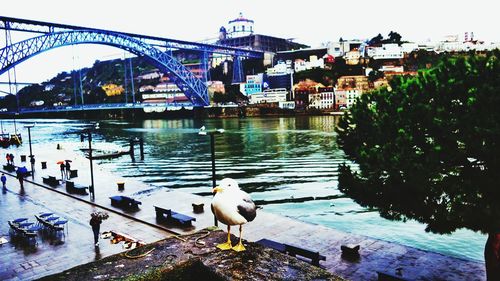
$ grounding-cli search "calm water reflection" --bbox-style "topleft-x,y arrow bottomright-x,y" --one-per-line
5,116 -> 486,262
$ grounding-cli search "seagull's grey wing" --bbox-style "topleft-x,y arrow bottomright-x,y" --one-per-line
237,192 -> 257,222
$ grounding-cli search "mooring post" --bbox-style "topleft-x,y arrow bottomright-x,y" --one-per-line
139,138 -> 144,160
129,138 -> 135,162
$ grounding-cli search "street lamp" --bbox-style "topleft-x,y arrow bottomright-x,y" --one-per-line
81,128 -> 95,200
24,124 -> 35,179
199,126 -> 225,226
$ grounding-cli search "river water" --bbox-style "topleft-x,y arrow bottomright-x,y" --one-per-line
6,116 -> 485,262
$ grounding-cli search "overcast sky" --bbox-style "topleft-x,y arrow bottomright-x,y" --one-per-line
1,0 -> 498,94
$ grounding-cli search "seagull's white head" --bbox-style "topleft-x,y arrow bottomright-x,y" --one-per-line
213,178 -> 239,193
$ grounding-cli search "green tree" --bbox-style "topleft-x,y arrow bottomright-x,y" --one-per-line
387,31 -> 402,44
336,51 -> 500,279
369,33 -> 383,46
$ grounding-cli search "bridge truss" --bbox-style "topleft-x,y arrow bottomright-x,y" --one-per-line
0,16 -> 263,108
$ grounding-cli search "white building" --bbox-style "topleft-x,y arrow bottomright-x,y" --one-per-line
267,61 -> 293,75
380,65 -> 404,72
279,101 -> 295,109
138,71 -> 162,80
249,88 -> 288,104
226,13 -> 254,38
308,87 -> 335,110
327,40 -> 365,57
335,88 -> 361,108
401,43 -> 419,54
139,85 -> 155,93
367,44 -> 404,59
294,55 -> 325,72
154,83 -> 182,93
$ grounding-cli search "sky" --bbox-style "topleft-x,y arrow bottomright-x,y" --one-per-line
1,0 -> 499,94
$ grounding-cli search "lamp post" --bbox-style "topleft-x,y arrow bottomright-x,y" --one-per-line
199,127 -> 225,226
81,129 -> 95,200
24,124 -> 35,179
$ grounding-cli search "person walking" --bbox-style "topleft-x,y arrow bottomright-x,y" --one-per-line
89,214 -> 103,247
1,173 -> 6,190
5,153 -> 10,165
60,162 -> 66,180
65,161 -> 71,179
17,171 -> 23,189
30,156 -> 35,172
9,153 -> 14,165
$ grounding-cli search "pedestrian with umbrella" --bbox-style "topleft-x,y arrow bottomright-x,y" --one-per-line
65,160 -> 72,179
90,211 -> 109,247
16,167 -> 27,189
58,161 -> 65,180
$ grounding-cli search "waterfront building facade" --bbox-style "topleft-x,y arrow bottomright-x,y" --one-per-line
244,74 -> 264,96
249,88 -> 288,104
308,87 -> 335,110
334,88 -> 360,109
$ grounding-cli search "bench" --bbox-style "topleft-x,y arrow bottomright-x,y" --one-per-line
377,271 -> 412,281
65,180 -> 88,195
42,175 -> 60,186
110,195 -> 142,210
3,164 -> 15,172
256,238 -> 286,252
256,238 -> 326,266
69,169 -> 78,178
154,206 -> 196,226
285,244 -> 326,266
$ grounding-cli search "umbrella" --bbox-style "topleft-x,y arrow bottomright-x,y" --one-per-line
17,166 -> 28,175
57,161 -> 64,164
65,160 -> 72,163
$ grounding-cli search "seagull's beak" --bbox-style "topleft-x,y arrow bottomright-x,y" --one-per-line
213,186 -> 223,193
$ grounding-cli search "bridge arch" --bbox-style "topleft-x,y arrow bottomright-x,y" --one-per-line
0,30 -> 209,106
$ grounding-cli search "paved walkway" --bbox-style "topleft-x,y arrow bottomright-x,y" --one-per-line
0,141 -> 487,280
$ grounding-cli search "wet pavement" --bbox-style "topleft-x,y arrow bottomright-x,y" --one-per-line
0,141 -> 487,280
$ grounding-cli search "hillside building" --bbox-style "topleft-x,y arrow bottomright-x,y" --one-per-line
308,87 -> 335,110
217,13 -> 308,53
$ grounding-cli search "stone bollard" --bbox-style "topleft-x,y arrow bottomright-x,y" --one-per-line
117,182 -> 125,191
192,203 -> 204,213
41,161 -> 47,169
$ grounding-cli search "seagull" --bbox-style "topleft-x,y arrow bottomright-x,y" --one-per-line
211,178 -> 257,252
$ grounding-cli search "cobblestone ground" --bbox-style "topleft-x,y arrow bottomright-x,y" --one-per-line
0,141 -> 487,281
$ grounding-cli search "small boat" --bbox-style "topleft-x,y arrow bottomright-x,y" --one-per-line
86,150 -> 129,160
10,133 -> 22,146
0,133 -> 10,148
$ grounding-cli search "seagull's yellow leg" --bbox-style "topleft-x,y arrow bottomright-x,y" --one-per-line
217,225 -> 233,250
232,225 -> 246,252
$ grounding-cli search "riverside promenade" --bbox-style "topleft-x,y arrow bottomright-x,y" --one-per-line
0,140 -> 486,280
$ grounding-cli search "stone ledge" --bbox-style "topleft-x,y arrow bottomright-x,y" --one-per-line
38,229 -> 346,281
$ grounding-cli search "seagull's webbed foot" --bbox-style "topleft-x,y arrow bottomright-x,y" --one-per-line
232,225 -> 246,252
217,225 -> 233,250
217,241 -> 233,250
232,241 -> 246,252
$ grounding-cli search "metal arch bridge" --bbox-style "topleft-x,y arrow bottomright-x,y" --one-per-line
0,16 -> 264,107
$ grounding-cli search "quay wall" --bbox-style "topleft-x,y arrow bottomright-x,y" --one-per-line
0,106 -> 334,120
